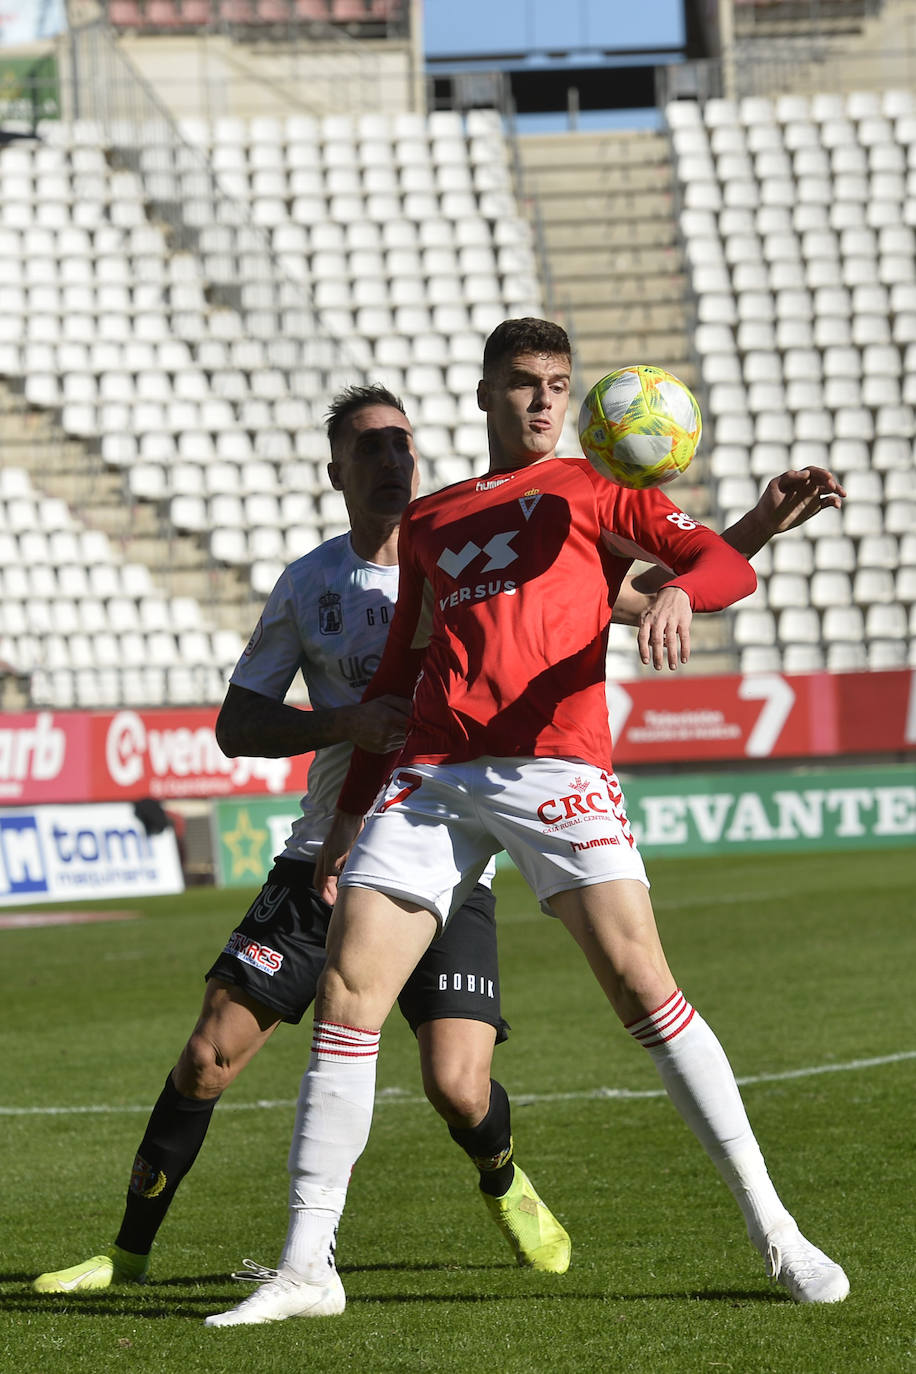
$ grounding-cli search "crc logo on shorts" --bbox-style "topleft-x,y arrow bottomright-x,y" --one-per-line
536,775 -> 609,828
225,929 -> 284,975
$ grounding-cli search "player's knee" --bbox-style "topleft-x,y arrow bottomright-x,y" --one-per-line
317,962 -> 380,1025
423,1061 -> 491,1128
173,1031 -> 236,1098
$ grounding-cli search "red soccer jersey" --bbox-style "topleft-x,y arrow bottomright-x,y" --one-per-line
339,457 -> 756,814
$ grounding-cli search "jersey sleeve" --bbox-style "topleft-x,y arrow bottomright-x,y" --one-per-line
337,516 -> 427,815
600,484 -> 757,612
230,566 -> 305,702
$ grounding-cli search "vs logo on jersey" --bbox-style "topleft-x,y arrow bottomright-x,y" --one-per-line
319,591 -> 343,635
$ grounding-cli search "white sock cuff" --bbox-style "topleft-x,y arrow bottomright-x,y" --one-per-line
627,989 -> 695,1049
311,1020 -> 380,1061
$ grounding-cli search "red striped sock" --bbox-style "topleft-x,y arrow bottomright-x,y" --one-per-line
626,989 -> 695,1048
628,991 -> 792,1243
311,1020 -> 381,1062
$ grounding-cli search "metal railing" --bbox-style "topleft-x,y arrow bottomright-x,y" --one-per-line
659,36 -> 916,107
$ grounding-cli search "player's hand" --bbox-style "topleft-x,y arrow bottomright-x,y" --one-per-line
637,585 -> 692,670
349,695 -> 412,753
757,468 -> 846,535
315,809 -> 364,905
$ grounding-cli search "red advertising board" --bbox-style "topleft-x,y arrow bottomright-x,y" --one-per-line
608,668 -> 916,763
0,707 -> 314,805
0,671 -> 912,806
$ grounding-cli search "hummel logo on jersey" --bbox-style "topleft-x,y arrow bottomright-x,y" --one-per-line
666,511 -> 699,531
437,531 -> 519,578
475,476 -> 511,492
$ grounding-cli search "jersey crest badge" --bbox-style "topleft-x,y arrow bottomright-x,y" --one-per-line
319,591 -> 343,635
519,492 -> 542,520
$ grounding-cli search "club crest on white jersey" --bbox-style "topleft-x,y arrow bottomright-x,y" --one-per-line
319,590 -> 343,635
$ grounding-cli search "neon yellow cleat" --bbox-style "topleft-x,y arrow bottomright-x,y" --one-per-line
482,1164 -> 571,1273
32,1246 -> 149,1293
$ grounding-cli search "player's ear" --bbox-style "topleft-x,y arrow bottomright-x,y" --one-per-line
328,460 -> 344,491
477,379 -> 488,412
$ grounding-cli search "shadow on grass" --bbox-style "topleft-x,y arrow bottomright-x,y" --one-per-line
5,1269 -> 781,1317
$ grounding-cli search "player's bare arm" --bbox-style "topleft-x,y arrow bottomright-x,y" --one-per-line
617,465 -> 847,635
719,466 -> 846,555
216,682 -> 411,759
314,809 -> 365,906
627,467 -> 846,602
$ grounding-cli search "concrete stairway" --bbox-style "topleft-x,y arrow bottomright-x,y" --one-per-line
517,130 -> 695,389
516,129 -> 744,675
0,380 -> 258,639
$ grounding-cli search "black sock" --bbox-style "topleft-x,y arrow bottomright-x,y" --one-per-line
114,1073 -> 219,1256
448,1078 -> 515,1198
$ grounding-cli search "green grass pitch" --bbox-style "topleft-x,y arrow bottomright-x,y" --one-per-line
2,849 -> 914,1373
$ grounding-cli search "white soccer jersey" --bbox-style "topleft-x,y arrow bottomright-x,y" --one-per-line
230,533 -> 399,861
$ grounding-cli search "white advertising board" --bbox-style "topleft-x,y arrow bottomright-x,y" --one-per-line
0,802 -> 185,905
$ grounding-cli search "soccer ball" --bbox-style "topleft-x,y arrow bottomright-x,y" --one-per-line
577,364 -> 702,489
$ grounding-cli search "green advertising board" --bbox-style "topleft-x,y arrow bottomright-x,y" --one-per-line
0,56 -> 60,123
618,764 -> 916,858
214,767 -> 915,888
213,795 -> 302,887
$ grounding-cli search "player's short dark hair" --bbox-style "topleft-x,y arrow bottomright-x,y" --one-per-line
325,383 -> 407,453
482,317 -> 572,377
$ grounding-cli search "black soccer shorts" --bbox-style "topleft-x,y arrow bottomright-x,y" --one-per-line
205,856 -> 508,1041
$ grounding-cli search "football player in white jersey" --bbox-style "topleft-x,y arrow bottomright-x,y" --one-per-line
32,385 -> 572,1299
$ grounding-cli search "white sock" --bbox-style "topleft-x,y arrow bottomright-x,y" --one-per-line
279,1020 -> 380,1280
628,990 -> 793,1244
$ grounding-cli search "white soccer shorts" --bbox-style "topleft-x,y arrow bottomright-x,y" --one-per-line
339,756 -> 649,927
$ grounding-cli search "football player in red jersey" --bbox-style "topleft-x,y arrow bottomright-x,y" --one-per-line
206,320 -> 849,1326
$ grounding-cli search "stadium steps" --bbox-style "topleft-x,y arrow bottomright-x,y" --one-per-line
0,376 -> 258,659
518,129 -> 693,383
518,131 -> 737,674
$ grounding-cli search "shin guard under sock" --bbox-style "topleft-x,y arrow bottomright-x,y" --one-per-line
629,990 -> 792,1241
448,1079 -> 515,1198
115,1073 -> 218,1256
281,1021 -> 379,1278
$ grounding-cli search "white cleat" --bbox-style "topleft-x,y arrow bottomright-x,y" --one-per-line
761,1224 -> 850,1304
204,1260 -> 346,1327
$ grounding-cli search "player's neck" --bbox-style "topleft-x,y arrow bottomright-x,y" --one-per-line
486,451 -> 556,475
348,516 -> 400,566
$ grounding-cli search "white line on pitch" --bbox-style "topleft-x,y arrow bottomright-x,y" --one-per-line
1,1049 -> 913,1117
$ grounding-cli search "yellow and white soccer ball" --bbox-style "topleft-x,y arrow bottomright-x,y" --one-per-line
577,364 -> 702,489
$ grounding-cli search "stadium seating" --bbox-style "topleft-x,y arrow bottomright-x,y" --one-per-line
106,0 -> 405,31
0,467 -> 247,707
670,91 -> 916,674
0,108 -> 567,706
